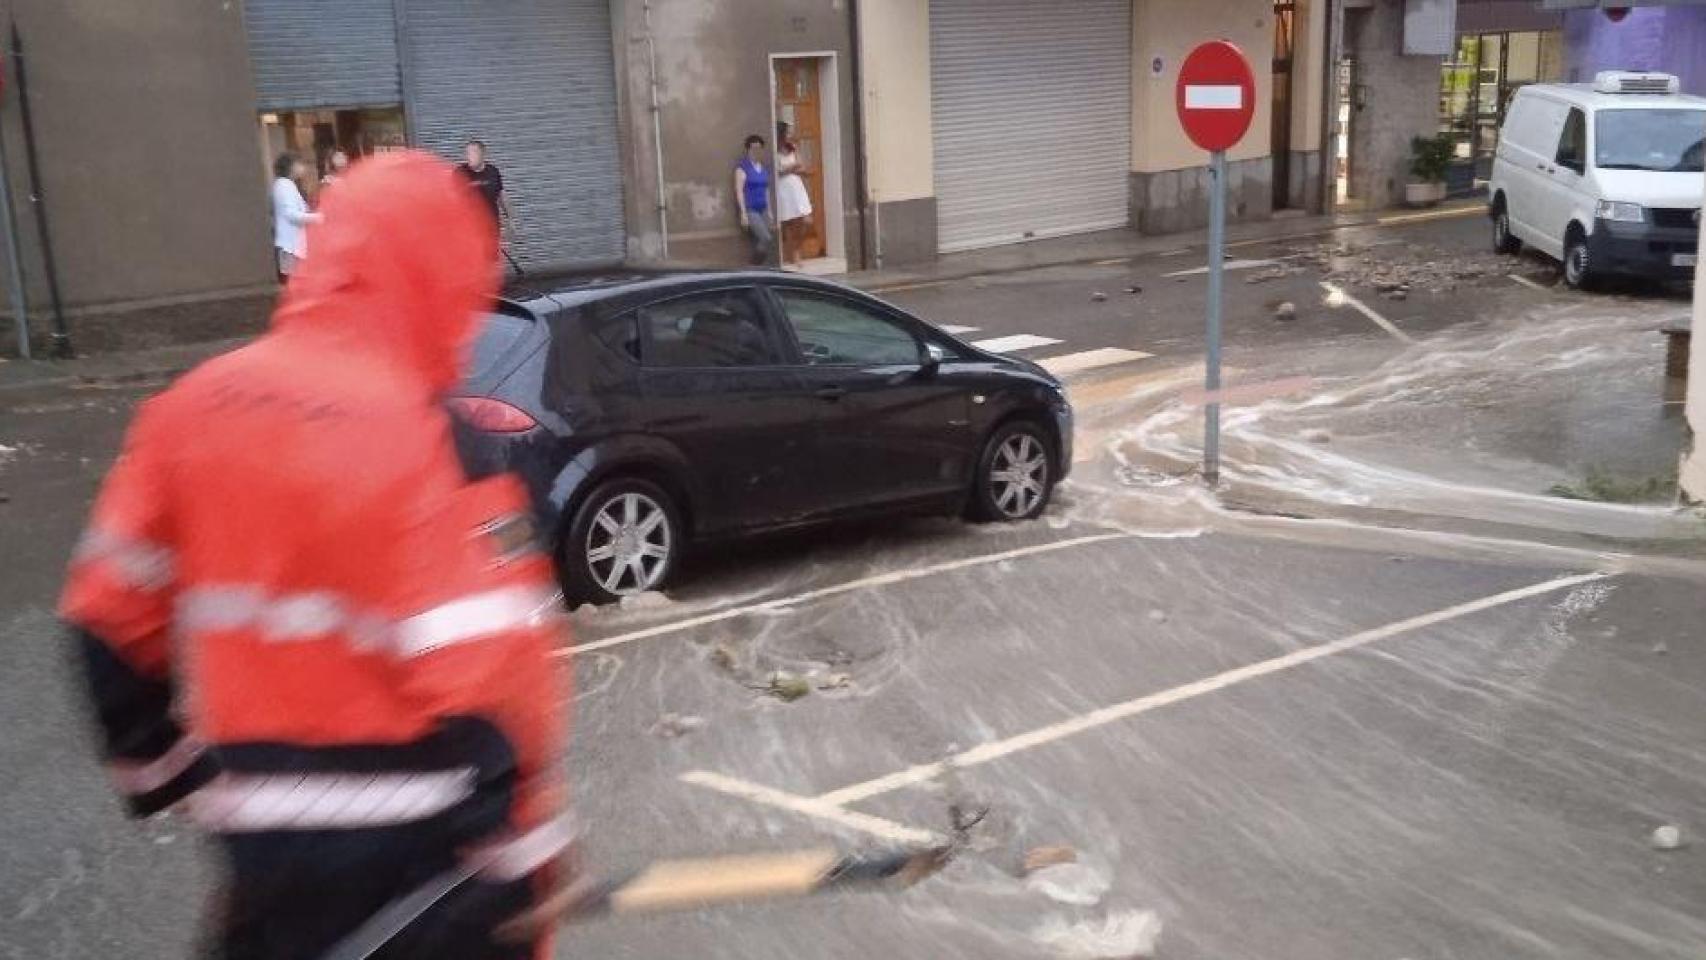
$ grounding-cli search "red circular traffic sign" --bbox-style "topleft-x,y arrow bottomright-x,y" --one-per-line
1175,40 -> 1256,153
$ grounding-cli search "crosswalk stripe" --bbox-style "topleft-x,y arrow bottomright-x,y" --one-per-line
938,324 -> 979,335
971,334 -> 1062,353
1036,347 -> 1154,377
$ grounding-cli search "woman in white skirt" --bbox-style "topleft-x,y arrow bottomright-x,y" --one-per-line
774,122 -> 814,267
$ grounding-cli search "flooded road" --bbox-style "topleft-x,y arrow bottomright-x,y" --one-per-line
5,211 -> 1705,959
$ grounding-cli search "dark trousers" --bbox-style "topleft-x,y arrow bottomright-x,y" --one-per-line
206,825 -> 536,960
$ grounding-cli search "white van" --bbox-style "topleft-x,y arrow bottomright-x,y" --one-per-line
1488,71 -> 1704,289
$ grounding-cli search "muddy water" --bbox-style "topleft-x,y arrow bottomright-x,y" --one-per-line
1075,302 -> 1704,545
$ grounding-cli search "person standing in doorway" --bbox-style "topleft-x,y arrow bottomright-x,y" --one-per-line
457,139 -> 514,239
734,134 -> 773,266
271,152 -> 320,282
774,122 -> 814,268
321,148 -> 352,190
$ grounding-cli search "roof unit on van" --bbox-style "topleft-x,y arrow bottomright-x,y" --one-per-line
1593,71 -> 1680,95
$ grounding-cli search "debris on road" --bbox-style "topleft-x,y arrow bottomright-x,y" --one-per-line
767,671 -> 812,702
817,672 -> 852,691
1124,285 -> 1142,295
1301,428 -> 1331,444
1025,861 -> 1110,907
1023,846 -> 1080,874
618,590 -> 675,611
1030,909 -> 1162,959
650,713 -> 707,739
1091,292 -> 1108,303
1651,825 -> 1686,851
1146,609 -> 1168,624
1272,300 -> 1297,321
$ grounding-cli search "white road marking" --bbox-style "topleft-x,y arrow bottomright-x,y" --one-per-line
814,572 -> 1607,806
1162,258 -> 1278,278
938,324 -> 980,335
679,771 -> 938,845
1158,247 -> 1193,257
972,333 -> 1063,353
560,534 -> 1129,657
1091,257 -> 1129,266
1037,347 -> 1155,377
1320,281 -> 1415,344
1508,274 -> 1550,292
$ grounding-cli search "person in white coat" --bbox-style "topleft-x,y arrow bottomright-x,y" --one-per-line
271,152 -> 321,281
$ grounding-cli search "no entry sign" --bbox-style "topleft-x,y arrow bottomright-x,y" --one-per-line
1175,40 -> 1256,153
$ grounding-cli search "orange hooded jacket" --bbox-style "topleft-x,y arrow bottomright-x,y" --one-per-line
60,152 -> 568,872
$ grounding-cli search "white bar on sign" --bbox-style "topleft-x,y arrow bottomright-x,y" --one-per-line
1184,85 -> 1243,110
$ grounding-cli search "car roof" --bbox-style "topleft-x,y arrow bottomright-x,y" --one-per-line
506,269 -> 865,314
1515,83 -> 1706,112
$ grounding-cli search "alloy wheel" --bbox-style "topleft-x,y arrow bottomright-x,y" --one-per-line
989,432 -> 1049,519
584,491 -> 672,595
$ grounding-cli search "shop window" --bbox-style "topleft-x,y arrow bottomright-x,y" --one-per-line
258,106 -> 407,201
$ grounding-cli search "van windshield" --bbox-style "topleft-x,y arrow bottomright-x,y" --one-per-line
1594,109 -> 1706,172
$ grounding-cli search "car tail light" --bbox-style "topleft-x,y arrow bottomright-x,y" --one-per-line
448,396 -> 538,433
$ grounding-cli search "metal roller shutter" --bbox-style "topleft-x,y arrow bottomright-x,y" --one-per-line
243,0 -> 401,110
929,0 -> 1132,253
402,0 -> 625,268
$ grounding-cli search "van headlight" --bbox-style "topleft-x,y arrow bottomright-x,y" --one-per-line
1594,200 -> 1646,223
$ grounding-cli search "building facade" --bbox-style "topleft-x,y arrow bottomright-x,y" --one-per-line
1553,2 -> 1706,96
1,0 -> 1339,348
852,0 -> 1331,263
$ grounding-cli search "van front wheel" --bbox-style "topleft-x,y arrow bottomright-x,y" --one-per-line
1563,234 -> 1597,291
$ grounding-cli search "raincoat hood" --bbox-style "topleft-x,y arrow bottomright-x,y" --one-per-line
272,151 -> 498,393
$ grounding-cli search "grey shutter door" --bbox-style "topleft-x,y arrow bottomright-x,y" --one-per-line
243,0 -> 401,110
929,0 -> 1132,253
403,0 -> 625,268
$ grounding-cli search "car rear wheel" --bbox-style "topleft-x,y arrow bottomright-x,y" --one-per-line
969,420 -> 1055,522
1492,202 -> 1520,255
1563,233 -> 1596,290
561,477 -> 681,606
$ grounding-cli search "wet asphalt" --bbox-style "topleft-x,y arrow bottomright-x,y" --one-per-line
4,212 -> 1706,959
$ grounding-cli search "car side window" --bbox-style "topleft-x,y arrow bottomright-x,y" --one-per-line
1556,108 -> 1586,172
638,289 -> 777,368
591,310 -> 640,363
773,289 -> 921,366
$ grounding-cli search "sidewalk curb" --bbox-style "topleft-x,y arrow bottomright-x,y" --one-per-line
852,202 -> 1483,294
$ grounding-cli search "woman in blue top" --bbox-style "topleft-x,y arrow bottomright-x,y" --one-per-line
733,134 -> 774,266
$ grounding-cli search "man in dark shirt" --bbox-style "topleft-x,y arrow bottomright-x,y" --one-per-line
456,139 -> 514,237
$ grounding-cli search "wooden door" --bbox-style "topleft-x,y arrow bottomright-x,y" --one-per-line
774,58 -> 826,259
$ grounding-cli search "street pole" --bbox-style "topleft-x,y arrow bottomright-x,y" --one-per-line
1203,148 -> 1225,486
11,26 -> 68,358
0,117 -> 28,359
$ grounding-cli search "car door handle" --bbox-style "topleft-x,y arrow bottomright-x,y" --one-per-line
814,385 -> 847,402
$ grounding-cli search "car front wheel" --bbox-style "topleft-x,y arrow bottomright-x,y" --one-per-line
561,477 -> 681,606
969,420 -> 1055,522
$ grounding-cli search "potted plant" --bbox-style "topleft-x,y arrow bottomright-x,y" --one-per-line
1405,134 -> 1453,206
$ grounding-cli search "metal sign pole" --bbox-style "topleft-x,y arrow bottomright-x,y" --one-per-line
1203,148 -> 1225,486
0,117 -> 27,359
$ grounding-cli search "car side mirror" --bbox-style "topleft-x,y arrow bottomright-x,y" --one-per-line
920,341 -> 946,376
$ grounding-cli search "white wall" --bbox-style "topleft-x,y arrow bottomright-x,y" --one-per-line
858,0 -> 935,203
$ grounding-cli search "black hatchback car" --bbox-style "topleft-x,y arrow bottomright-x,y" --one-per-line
452,271 -> 1073,605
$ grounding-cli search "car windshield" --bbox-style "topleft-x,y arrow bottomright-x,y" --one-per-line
1593,108 -> 1706,172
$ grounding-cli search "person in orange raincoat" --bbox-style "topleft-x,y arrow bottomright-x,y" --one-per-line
61,151 -> 571,960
